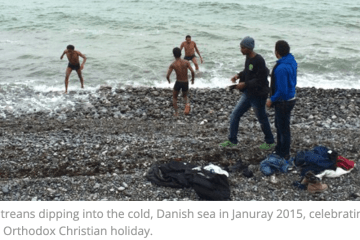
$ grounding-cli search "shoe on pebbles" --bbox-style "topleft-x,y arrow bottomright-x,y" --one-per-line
307,182 -> 328,194
219,140 -> 237,147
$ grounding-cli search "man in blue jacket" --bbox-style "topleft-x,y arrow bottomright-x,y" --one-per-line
266,40 -> 297,159
220,36 -> 274,149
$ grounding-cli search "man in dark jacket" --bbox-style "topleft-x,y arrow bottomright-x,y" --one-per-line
220,36 -> 274,149
266,40 -> 297,159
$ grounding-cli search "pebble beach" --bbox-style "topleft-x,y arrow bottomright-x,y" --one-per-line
0,86 -> 359,201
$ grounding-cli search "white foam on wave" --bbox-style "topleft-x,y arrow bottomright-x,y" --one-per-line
154,76 -> 230,89
0,82 -> 97,119
154,64 -> 232,89
69,29 -> 106,35
153,67 -> 360,90
1,68 -> 358,120
32,81 -> 110,93
298,73 -> 360,89
32,85 -> 65,92
0,39 -> 24,45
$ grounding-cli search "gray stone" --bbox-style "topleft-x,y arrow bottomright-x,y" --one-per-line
2,186 -> 9,194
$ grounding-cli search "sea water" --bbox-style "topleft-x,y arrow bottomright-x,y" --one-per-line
0,0 -> 359,116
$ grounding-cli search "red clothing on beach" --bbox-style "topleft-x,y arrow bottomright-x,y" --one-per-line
336,156 -> 355,170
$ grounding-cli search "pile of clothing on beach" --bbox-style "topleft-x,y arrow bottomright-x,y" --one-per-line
259,145 -> 356,193
146,161 -> 231,200
146,158 -> 254,200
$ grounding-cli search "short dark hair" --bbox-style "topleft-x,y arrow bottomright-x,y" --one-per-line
275,40 -> 290,57
67,45 -> 75,50
185,35 -> 191,39
173,47 -> 181,58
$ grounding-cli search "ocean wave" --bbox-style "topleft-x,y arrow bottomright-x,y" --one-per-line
45,11 -> 72,20
338,46 -> 360,53
344,23 -> 360,30
79,14 -> 110,26
337,14 -> 358,18
0,84 -> 92,118
0,71 -> 359,121
298,73 -> 360,89
299,58 -> 359,75
0,40 -> 24,45
197,2 -> 243,10
69,29 -> 106,35
26,70 -> 47,78
269,35 -> 283,40
348,7 -> 360,11
17,55 -> 41,60
197,31 -> 225,40
0,14 -> 16,23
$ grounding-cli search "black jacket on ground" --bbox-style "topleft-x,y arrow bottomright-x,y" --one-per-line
146,161 -> 231,200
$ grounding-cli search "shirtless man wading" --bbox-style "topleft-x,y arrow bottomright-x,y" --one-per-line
60,45 -> 86,93
166,47 -> 195,117
180,35 -> 203,71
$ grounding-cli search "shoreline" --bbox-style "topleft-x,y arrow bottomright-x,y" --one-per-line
0,86 -> 359,201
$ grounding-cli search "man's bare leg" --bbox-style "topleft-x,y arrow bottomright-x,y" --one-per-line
64,67 -> 72,94
192,57 -> 199,71
182,91 -> 189,104
76,69 -> 84,89
173,90 -> 179,116
183,91 -> 191,115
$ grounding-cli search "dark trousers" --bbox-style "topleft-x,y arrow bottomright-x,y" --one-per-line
274,100 -> 296,159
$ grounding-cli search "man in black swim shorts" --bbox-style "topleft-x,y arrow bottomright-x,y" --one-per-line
60,45 -> 87,94
68,62 -> 81,71
180,35 -> 203,71
173,81 -> 189,92
166,47 -> 195,116
184,55 -> 196,61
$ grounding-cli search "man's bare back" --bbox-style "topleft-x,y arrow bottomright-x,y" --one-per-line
167,47 -> 195,117
167,59 -> 194,82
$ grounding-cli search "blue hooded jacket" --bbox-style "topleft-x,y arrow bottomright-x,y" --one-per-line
270,53 -> 297,102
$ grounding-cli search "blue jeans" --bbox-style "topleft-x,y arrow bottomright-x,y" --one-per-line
274,100 -> 296,159
228,93 -> 274,145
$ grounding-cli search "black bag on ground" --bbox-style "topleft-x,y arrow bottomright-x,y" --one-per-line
147,161 -> 231,200
146,161 -> 196,188
189,168 -> 230,201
